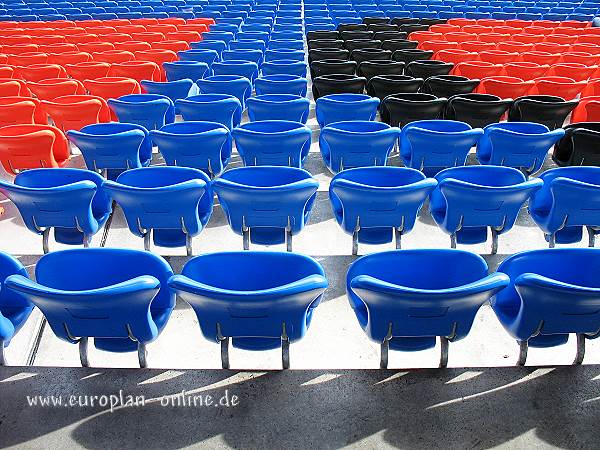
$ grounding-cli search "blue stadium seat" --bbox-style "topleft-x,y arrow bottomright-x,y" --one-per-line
107,94 -> 175,131
246,94 -> 310,123
140,79 -> 195,106
315,93 -> 380,127
211,60 -> 259,82
196,74 -> 252,109
67,122 -> 153,179
190,40 -> 228,57
399,120 -> 483,176
178,49 -> 220,66
262,59 -> 307,77
347,249 -> 509,368
168,251 -> 328,368
164,61 -> 209,82
0,168 -> 111,252
476,122 -> 565,176
254,74 -> 308,96
232,120 -> 311,167
529,167 -> 600,247
222,48 -> 264,65
5,248 -> 175,367
229,39 -> 266,53
0,251 -> 32,364
265,48 -> 305,62
430,166 -> 543,253
320,120 -> 400,173
212,166 -> 318,250
176,93 -> 241,130
268,38 -> 304,50
330,167 -> 437,254
492,248 -> 600,365
103,167 -> 213,254
150,121 -> 232,178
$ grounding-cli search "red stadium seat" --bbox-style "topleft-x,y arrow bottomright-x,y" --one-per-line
434,49 -> 479,65
83,76 -> 142,118
133,48 -> 177,81
512,34 -> 545,44
85,26 -> 117,35
101,33 -> 134,44
38,43 -> 78,54
549,63 -> 598,81
0,96 -> 46,126
461,25 -> 493,34
559,20 -> 590,29
479,50 -> 519,64
5,43 -> 39,55
146,24 -> 178,35
114,25 -> 147,35
444,31 -> 477,43
0,65 -> 15,78
91,50 -> 135,63
576,34 -> 600,45
459,41 -> 497,53
35,35 -> 67,45
108,61 -> 161,83
420,40 -> 460,53
409,31 -> 443,44
504,62 -> 549,80
77,42 -> 116,54
571,43 -> 600,55
429,24 -> 461,34
579,78 -> 600,98
544,34 -> 578,45
497,41 -> 535,53
453,61 -> 504,79
65,34 -> 100,45
560,52 -> 599,65
447,18 -> 476,27
531,76 -> 586,99
0,124 -> 69,174
505,19 -> 533,28
47,51 -> 92,66
130,32 -> 165,44
114,41 -> 152,52
478,33 -> 510,43
493,26 -> 521,35
571,96 -> 600,123
65,61 -> 111,81
521,51 -> 561,65
28,78 -> 86,101
41,94 -> 111,132
151,40 -> 190,52
17,64 -> 67,82
0,79 -> 31,96
522,26 -> 553,36
477,76 -> 535,98
177,24 -> 208,34
8,52 -> 48,66
165,31 -> 201,43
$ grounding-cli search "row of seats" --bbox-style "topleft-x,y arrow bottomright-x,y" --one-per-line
1,164 -> 598,255
1,246 -> 599,368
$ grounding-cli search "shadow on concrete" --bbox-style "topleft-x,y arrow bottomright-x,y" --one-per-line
0,366 -> 599,449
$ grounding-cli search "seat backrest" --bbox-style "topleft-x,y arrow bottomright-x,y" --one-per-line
150,122 -> 231,175
67,122 -> 150,171
0,125 -> 69,173
107,94 -> 174,130
104,167 -> 211,237
5,248 -> 174,341
0,168 -> 104,233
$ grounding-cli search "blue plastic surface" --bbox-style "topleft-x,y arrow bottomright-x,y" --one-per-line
254,74 -> 308,97
330,167 -> 437,245
107,94 -> 175,131
320,121 -> 400,173
246,94 -> 310,123
5,248 -> 175,352
176,93 -> 242,130
232,120 -> 312,167
168,251 -> 328,350
103,167 -> 213,249
477,122 -> 566,176
0,168 -> 111,246
67,122 -> 153,176
400,120 -> 484,176
164,61 -> 210,82
196,74 -> 252,109
0,251 -> 31,345
315,94 -> 380,128
150,121 -> 232,178
347,249 -> 509,351
529,167 -> 600,245
213,166 -> 318,245
430,166 -> 543,245
492,248 -> 600,348
140,79 -> 195,106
